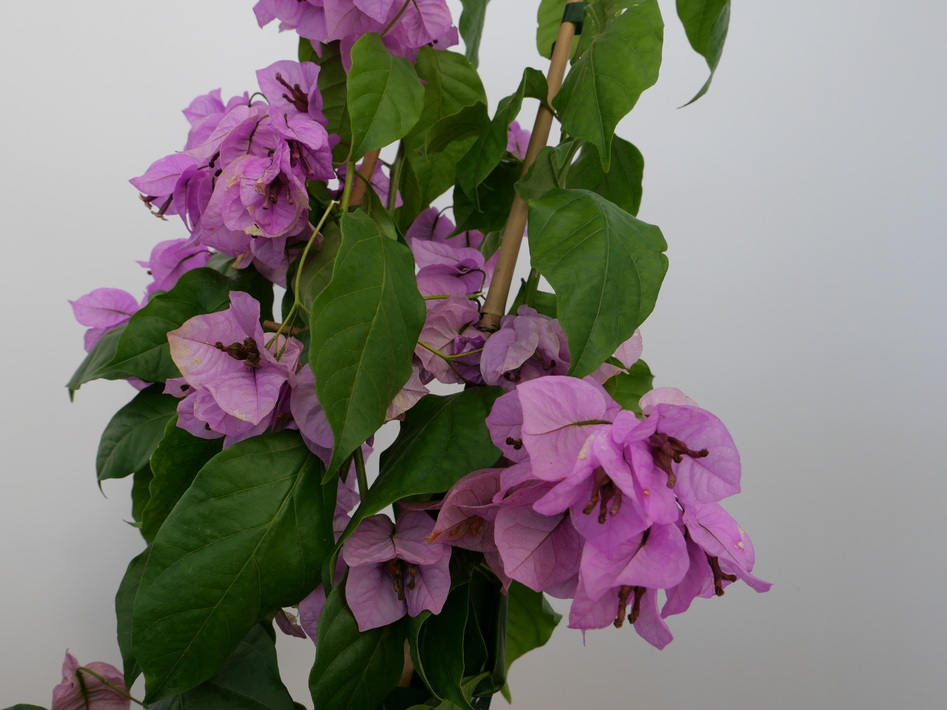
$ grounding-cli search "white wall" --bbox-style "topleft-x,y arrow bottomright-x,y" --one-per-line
2,1 -> 945,707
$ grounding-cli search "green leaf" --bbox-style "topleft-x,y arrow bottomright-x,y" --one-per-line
133,432 -> 334,702
503,583 -> 560,693
116,547 -> 149,683
149,624 -> 296,710
410,586 -> 473,710
309,212 -> 426,477
567,137 -> 644,215
310,583 -> 406,710
458,0 -> 491,67
528,189 -> 668,377
405,674 -> 491,710
316,41 -> 353,162
676,0 -> 730,104
66,324 -> 125,397
297,221 -> 342,308
96,385 -> 177,482
456,68 -> 548,206
141,419 -> 222,543
536,0 -> 564,58
602,358 -> 654,413
413,48 -> 487,137
514,141 -> 579,203
3,705 -> 48,710
345,388 -> 502,537
553,0 -> 663,170
101,267 -> 271,383
452,160 -> 520,235
348,33 -> 424,157
131,465 -> 153,526
510,282 -> 557,318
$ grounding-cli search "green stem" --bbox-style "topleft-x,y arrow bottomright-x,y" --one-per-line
388,142 -> 405,212
381,0 -> 414,37
77,667 -> 146,707
417,340 -> 482,361
354,445 -> 369,500
293,199 -> 339,310
523,267 -> 540,308
340,159 -> 356,212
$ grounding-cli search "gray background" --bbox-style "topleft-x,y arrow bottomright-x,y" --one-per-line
2,1 -> 945,707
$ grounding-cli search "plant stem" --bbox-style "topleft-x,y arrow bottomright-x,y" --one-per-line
523,267 -> 540,308
354,445 -> 369,500
350,149 -> 381,207
388,142 -> 405,211
77,667 -> 146,707
340,159 -> 356,212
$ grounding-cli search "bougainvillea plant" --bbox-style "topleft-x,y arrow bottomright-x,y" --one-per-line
8,1 -> 770,709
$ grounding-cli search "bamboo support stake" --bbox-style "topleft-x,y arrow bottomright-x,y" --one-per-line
477,0 -> 584,332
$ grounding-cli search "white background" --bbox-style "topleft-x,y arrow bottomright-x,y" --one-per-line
2,1 -> 945,708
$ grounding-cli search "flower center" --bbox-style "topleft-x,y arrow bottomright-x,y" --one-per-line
583,467 -> 622,523
384,558 -> 419,601
648,431 -> 709,488
215,337 -> 261,368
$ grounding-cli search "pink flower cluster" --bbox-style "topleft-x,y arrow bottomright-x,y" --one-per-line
130,61 -> 335,284
427,378 -> 771,648
254,0 -> 458,66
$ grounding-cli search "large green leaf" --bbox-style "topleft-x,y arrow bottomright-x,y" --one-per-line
554,0 -> 663,170
602,358 -> 654,413
413,48 -> 487,137
528,189 -> 668,377
101,267 -> 271,384
409,586 -> 473,710
345,388 -> 502,537
67,323 -> 125,397
148,623 -> 297,710
140,419 -> 222,543
133,432 -> 334,702
458,0 -> 491,67
96,385 -> 177,482
456,68 -> 548,206
2,705 -> 47,710
310,583 -> 406,710
676,0 -> 730,104
566,137 -> 644,215
348,33 -> 424,158
310,212 -> 425,477
502,583 -> 560,697
116,547 -> 149,683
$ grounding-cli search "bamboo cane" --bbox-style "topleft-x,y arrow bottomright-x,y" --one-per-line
477,0 -> 585,332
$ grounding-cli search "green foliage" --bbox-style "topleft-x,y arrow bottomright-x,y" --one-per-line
554,0 -> 663,169
309,212 -> 426,476
455,68 -> 548,206
348,33 -> 425,158
148,624 -> 297,710
567,137 -> 644,215
140,419 -> 222,543
502,583 -> 561,699
676,0 -> 731,103
345,388 -> 502,538
603,358 -> 655,413
316,41 -> 354,162
409,586 -> 474,710
296,221 -> 342,309
96,385 -> 177,482
103,267 -> 271,384
67,324 -> 124,397
116,547 -> 149,683
458,0 -> 492,67
132,432 -> 334,702
529,189 -> 668,377
310,583 -> 406,710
